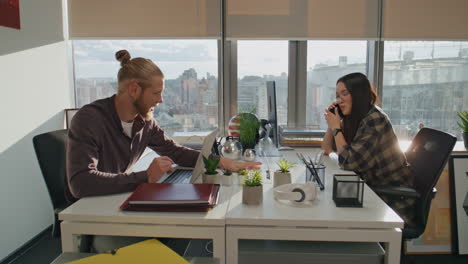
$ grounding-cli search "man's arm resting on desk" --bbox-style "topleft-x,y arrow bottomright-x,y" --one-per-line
68,167 -> 147,199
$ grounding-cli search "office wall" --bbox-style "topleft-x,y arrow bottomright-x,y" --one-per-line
0,0 -> 65,56
0,0 -> 72,261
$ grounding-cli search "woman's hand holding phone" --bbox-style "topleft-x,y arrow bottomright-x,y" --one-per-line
327,102 -> 338,112
327,102 -> 343,117
324,101 -> 343,130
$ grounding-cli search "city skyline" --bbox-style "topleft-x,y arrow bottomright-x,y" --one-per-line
76,54 -> 468,141
74,40 -> 468,140
74,40 -> 468,80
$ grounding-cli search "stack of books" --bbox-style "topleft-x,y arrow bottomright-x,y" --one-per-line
120,183 -> 220,212
279,126 -> 325,147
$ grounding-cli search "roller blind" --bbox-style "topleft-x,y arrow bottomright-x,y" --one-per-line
383,0 -> 468,40
68,0 -> 221,38
226,0 -> 379,40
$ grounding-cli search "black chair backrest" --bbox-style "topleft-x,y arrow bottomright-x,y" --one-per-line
33,129 -> 69,210
405,128 -> 457,227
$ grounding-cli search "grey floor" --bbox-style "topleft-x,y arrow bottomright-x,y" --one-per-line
4,231 -> 468,264
6,232 -> 62,264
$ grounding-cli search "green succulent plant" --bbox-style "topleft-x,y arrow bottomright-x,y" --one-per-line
457,111 -> 468,132
276,159 -> 296,173
202,155 -> 219,175
223,169 -> 233,176
244,170 -> 263,187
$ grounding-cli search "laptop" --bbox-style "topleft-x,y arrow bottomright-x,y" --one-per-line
157,129 -> 218,184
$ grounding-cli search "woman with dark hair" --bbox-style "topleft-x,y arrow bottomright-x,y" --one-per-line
321,72 -> 416,226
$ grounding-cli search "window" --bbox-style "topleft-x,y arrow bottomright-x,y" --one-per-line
237,40 -> 288,125
73,40 -> 218,137
306,41 -> 368,129
383,41 -> 468,140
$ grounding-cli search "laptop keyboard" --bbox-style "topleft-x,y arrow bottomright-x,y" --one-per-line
162,170 -> 192,184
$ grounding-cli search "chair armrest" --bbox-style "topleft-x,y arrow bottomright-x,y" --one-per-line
374,186 -> 421,199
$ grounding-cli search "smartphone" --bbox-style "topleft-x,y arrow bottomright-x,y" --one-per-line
329,105 -> 344,117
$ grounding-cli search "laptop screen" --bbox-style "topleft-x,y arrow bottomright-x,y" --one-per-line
190,129 -> 218,183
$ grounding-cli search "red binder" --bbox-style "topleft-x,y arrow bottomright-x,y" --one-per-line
120,183 -> 220,211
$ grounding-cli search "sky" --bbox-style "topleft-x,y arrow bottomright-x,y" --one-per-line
73,40 -> 218,79
73,40 -> 468,80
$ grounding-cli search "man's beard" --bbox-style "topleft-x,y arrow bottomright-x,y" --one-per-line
134,95 -> 153,121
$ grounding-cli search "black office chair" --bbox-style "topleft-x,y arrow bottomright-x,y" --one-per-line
33,129 -> 70,237
374,128 -> 456,260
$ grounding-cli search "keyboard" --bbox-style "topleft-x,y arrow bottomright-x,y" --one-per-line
162,170 -> 192,183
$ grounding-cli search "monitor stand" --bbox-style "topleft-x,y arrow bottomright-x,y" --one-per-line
257,135 -> 282,157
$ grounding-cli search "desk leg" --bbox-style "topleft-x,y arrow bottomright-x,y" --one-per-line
226,228 -> 238,264
384,229 -> 402,264
61,221 -> 79,252
211,231 -> 226,264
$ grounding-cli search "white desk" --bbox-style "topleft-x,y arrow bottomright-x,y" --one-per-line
59,186 -> 232,264
225,149 -> 403,264
60,148 -> 403,264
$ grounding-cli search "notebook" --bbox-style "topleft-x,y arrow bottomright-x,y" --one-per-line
120,183 -> 220,211
157,129 -> 218,184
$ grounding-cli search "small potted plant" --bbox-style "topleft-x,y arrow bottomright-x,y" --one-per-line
274,159 -> 296,187
202,155 -> 221,184
222,169 -> 233,186
242,170 -> 263,205
237,168 -> 249,185
457,111 -> 468,149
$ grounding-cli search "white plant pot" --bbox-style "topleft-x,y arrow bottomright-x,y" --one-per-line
202,173 -> 221,184
273,171 -> 291,187
242,185 -> 263,205
222,175 -> 233,186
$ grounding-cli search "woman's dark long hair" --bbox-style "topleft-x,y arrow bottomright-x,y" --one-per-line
337,72 -> 379,144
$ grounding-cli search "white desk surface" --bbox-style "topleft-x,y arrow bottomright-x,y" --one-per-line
225,149 -> 404,229
60,148 -> 403,229
59,185 -> 231,227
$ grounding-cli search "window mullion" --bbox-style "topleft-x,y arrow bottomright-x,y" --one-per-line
223,40 -> 237,134
288,41 -> 298,126
289,41 -> 308,127
218,39 -> 226,135
367,40 -> 384,105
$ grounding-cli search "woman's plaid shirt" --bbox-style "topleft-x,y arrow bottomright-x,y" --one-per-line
338,105 -> 416,226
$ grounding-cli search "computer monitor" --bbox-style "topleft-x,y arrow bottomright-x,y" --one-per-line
267,81 -> 279,148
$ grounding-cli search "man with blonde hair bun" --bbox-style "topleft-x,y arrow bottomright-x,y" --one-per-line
67,50 -> 261,254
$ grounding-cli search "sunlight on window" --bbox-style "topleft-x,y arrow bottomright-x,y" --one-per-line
383,41 -> 468,140
73,40 -> 218,137
306,41 -> 368,129
237,40 -> 288,125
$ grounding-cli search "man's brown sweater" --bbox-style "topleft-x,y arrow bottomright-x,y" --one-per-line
66,95 -> 199,199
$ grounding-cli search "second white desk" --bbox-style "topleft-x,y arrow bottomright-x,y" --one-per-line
225,149 -> 403,264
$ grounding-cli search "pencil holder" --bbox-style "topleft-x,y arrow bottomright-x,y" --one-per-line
333,174 -> 364,208
305,164 -> 326,186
